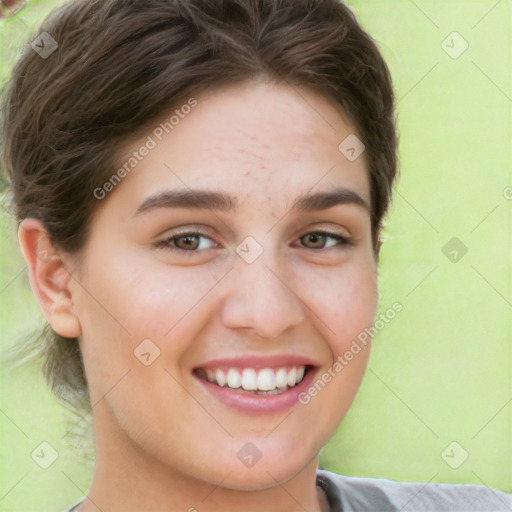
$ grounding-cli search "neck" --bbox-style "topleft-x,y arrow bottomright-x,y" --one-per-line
78,405 -> 326,512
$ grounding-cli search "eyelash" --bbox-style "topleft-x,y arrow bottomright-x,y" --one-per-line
154,229 -> 352,252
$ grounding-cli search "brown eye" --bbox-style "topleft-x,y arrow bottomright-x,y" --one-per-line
174,234 -> 200,250
299,232 -> 350,249
155,231 -> 217,252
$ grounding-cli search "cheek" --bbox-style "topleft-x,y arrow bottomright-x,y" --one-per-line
294,258 -> 378,353
334,269 -> 378,346
76,249 -> 223,338
73,254 -> 223,396
292,262 -> 376,437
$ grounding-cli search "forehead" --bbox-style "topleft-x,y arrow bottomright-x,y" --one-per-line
193,83 -> 346,161
110,81 -> 370,212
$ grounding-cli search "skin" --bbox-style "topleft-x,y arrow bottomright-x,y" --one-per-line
20,81 -> 378,512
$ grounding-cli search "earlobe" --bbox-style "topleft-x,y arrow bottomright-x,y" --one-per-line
18,218 -> 82,339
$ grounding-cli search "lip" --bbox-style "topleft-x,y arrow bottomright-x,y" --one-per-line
193,355 -> 319,414
196,354 -> 318,370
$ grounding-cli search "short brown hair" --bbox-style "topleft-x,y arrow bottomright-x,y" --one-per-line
0,0 -> 397,412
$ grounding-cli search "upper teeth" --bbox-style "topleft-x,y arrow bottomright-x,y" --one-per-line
201,366 -> 306,392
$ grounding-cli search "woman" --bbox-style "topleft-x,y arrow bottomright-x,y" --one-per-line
1,0 -> 510,511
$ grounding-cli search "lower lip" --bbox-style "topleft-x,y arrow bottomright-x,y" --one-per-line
195,368 -> 317,414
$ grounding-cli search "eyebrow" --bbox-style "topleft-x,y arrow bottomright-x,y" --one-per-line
133,187 -> 369,216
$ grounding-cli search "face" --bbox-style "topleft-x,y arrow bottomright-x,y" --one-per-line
70,81 -> 378,490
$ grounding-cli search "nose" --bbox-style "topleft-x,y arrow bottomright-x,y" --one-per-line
219,254 -> 305,340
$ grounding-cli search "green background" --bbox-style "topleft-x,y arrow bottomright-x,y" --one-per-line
1,1 -> 511,510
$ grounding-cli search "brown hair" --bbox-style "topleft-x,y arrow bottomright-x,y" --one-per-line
0,0 -> 397,413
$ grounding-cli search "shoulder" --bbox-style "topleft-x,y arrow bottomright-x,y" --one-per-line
317,469 -> 512,512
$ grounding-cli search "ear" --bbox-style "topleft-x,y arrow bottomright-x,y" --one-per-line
18,218 -> 82,339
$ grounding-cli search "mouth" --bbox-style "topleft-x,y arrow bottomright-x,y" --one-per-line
192,358 -> 317,413
193,365 -> 309,395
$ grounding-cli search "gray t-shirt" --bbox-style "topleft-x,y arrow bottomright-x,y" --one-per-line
317,470 -> 512,511
64,469 -> 512,511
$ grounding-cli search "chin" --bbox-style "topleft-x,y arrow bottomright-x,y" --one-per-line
214,464 -> 308,492
201,438 -> 321,491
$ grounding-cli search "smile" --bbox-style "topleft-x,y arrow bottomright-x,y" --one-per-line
195,365 -> 307,395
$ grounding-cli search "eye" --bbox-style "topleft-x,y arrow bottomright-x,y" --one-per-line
299,231 -> 351,250
155,231 -> 218,251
